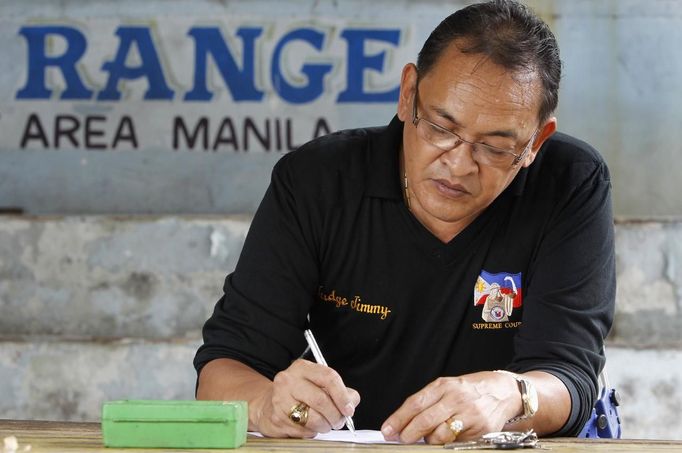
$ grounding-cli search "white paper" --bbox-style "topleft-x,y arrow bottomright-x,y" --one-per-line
249,430 -> 401,444
315,430 -> 399,443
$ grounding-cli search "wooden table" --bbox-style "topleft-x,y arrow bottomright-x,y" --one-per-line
2,420 -> 682,452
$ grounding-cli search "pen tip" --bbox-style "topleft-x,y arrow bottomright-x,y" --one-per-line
346,417 -> 356,434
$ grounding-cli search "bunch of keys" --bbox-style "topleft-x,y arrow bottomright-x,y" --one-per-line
444,429 -> 541,450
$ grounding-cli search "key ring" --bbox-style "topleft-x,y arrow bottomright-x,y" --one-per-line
444,429 -> 539,450
483,429 -> 538,446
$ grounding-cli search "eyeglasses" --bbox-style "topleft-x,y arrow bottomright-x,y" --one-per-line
411,86 -> 537,168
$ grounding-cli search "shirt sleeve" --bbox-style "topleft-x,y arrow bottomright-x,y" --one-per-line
193,153 -> 319,380
508,159 -> 616,436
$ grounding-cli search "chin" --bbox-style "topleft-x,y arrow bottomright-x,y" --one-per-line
440,197 -> 491,222
425,202 -> 473,223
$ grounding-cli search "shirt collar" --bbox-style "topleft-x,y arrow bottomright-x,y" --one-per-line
365,115 -> 404,200
506,166 -> 528,197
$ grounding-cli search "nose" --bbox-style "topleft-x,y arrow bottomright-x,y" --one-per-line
440,140 -> 479,176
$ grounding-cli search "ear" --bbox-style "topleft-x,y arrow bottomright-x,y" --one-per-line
397,63 -> 418,122
521,116 -> 557,168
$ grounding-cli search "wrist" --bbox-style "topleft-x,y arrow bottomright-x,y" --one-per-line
494,370 -> 539,423
248,389 -> 268,431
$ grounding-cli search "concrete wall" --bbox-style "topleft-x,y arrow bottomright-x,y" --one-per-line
1,215 -> 681,440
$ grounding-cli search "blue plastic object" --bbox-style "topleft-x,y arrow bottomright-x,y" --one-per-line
578,372 -> 622,439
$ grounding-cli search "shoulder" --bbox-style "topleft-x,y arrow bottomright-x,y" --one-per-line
278,126 -> 383,172
530,131 -> 611,187
271,125 -> 388,196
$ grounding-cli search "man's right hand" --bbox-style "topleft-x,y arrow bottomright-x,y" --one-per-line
255,358 -> 360,437
197,358 -> 360,438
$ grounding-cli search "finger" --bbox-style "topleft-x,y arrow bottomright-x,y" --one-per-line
280,361 -> 357,431
277,418 -> 318,439
424,416 -> 466,445
287,396 -> 334,433
258,399 -> 317,439
297,386 -> 360,432
267,366 -> 323,437
300,360 -> 358,418
272,380 -> 334,433
306,407 -> 334,434
269,397 -> 325,438
346,387 -> 362,409
381,380 -> 443,441
287,375 -> 345,431
283,405 -> 331,435
331,417 -> 346,431
328,387 -> 361,431
397,398 -> 453,444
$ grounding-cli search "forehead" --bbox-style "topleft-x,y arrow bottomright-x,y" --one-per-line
418,42 -> 542,130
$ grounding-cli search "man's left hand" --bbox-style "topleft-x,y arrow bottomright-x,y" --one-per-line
380,371 -> 521,444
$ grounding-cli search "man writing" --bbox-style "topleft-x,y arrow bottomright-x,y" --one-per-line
194,0 -> 615,444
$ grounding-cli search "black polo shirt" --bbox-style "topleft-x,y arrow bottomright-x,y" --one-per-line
195,116 -> 615,436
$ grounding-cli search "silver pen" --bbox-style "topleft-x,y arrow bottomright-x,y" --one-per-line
303,329 -> 356,434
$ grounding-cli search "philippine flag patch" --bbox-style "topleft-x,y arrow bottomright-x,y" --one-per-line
473,270 -> 523,322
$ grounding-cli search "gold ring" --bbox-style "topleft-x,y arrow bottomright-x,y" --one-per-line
289,402 -> 310,426
446,418 -> 464,438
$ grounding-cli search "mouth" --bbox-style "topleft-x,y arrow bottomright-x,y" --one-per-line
432,179 -> 470,199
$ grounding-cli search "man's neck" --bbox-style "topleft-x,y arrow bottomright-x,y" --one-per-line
408,201 -> 478,244
400,144 -> 479,244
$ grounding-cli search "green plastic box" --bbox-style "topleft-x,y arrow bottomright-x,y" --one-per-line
101,400 -> 248,449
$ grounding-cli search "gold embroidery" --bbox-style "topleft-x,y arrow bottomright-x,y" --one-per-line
472,322 -> 503,330
350,295 -> 392,320
471,321 -> 522,330
318,287 -> 392,320
318,287 -> 349,308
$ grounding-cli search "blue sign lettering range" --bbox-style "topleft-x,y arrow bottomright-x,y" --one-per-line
14,24 -> 402,151
16,25 -> 401,103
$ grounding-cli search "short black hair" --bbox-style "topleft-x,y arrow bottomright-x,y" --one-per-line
417,0 -> 561,123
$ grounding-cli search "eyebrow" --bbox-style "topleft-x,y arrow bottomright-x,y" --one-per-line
429,104 -> 519,140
